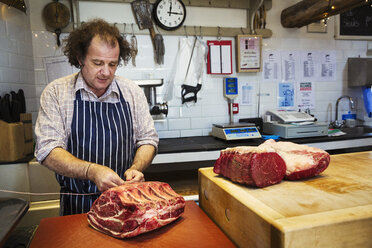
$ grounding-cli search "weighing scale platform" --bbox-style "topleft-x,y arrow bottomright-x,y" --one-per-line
211,123 -> 261,140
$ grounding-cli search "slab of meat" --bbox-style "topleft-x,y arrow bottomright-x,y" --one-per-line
87,181 -> 186,238
213,146 -> 287,187
258,139 -> 330,180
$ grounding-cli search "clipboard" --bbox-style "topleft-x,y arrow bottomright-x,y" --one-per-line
207,40 -> 232,75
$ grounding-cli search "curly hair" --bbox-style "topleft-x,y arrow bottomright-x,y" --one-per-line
63,18 -> 131,68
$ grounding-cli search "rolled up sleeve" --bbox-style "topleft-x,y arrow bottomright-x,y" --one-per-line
34,84 -> 68,163
132,85 -> 159,152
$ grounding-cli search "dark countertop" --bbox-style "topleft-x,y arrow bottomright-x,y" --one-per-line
158,128 -> 372,155
2,128 -> 372,165
0,198 -> 29,247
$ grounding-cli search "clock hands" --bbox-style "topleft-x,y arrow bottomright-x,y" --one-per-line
167,11 -> 183,15
168,1 -> 172,16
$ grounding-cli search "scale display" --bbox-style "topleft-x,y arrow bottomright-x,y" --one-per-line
212,125 -> 261,140
223,77 -> 238,100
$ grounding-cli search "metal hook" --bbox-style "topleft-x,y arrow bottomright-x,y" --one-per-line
217,26 -> 221,40
199,26 -> 202,39
184,25 -> 188,38
194,26 -> 197,37
123,23 -> 126,34
241,27 -> 245,35
131,23 -> 135,36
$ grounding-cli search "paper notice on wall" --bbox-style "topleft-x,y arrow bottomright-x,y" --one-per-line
319,50 -> 336,81
278,82 -> 295,109
209,45 -> 221,74
241,82 -> 254,105
281,51 -> 300,82
43,56 -> 74,83
262,51 -> 281,82
299,51 -> 319,82
297,82 -> 315,110
221,45 -> 232,74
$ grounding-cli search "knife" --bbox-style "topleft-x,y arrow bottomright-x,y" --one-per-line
18,89 -> 26,113
0,94 -> 12,123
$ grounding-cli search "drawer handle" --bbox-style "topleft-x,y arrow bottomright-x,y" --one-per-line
225,208 -> 231,222
204,189 -> 208,200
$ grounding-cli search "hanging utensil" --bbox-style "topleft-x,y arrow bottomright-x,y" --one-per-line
42,0 -> 70,47
130,24 -> 138,67
119,23 -> 129,66
181,36 -> 201,104
131,0 -> 159,64
154,34 -> 164,65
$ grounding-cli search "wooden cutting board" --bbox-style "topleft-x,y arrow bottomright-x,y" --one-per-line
29,201 -> 236,248
199,151 -> 372,248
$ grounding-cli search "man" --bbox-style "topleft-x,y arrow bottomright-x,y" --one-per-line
34,19 -> 159,215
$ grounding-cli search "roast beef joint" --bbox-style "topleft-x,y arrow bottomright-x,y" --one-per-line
214,139 -> 330,187
87,181 -> 186,238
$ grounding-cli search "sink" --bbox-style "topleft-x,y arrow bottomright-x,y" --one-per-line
340,126 -> 372,135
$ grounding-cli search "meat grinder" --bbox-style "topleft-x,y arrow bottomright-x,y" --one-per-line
135,79 -> 168,116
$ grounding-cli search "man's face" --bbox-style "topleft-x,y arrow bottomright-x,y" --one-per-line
80,36 -> 120,97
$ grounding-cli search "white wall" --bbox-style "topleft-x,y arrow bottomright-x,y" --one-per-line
20,0 -> 372,139
0,1 -> 37,124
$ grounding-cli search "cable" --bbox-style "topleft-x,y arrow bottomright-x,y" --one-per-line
0,189 -> 99,196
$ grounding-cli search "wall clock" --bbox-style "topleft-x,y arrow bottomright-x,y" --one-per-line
153,0 -> 186,31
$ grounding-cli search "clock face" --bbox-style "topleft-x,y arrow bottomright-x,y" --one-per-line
153,0 -> 186,31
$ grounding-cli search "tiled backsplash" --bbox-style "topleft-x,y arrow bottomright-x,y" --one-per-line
1,1 -> 371,140
0,3 -> 37,124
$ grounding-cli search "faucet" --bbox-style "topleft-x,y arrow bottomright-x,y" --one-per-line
330,95 -> 355,128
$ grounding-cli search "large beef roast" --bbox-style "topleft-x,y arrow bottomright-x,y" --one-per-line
213,139 -> 330,187
258,139 -> 330,180
213,146 -> 287,187
87,181 -> 186,238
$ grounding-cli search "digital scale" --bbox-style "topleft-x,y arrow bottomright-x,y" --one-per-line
211,77 -> 261,140
212,123 -> 261,140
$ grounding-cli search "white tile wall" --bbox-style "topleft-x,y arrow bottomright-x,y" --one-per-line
2,0 -> 369,141
0,2 -> 36,126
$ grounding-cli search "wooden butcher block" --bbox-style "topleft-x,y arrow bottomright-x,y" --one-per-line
198,151 -> 372,248
29,201 -> 236,248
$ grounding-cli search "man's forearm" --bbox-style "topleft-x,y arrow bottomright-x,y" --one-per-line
42,147 -> 91,179
129,144 -> 156,172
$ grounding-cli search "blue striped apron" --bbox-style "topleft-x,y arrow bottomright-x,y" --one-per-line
56,83 -> 135,216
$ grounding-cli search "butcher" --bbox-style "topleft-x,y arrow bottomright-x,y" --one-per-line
34,19 -> 159,216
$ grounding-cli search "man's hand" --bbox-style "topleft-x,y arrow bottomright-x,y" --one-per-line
124,169 -> 145,182
88,164 -> 125,192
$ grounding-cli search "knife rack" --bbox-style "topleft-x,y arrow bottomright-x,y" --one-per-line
70,0 -> 272,38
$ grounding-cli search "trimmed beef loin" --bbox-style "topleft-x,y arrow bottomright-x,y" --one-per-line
87,181 -> 185,238
258,139 -> 330,180
213,139 -> 331,187
213,146 -> 287,187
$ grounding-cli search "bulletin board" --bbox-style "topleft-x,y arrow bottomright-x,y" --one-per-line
236,35 -> 262,72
